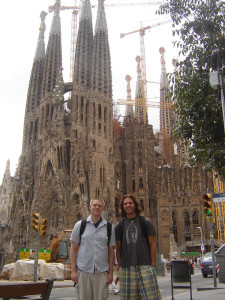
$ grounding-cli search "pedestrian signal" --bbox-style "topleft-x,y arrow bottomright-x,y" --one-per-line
202,193 -> 214,217
32,213 -> 40,231
40,219 -> 47,237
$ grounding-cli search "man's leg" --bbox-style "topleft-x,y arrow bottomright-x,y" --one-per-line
136,265 -> 161,300
77,270 -> 93,299
119,267 -> 139,300
92,272 -> 109,300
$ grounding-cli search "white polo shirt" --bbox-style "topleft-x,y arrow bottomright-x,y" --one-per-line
70,215 -> 116,273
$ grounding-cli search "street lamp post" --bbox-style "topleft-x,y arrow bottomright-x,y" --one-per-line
197,226 -> 204,259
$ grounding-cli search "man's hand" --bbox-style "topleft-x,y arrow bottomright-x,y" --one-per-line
71,270 -> 78,284
106,271 -> 113,284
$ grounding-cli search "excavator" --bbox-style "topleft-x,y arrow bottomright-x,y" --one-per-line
48,229 -> 72,263
47,229 -> 73,279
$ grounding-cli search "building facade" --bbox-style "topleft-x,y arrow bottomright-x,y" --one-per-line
0,0 -> 214,270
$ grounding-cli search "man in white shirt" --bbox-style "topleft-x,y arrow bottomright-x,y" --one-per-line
70,198 -> 115,300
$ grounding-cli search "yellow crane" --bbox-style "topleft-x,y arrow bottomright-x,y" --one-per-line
212,171 -> 225,242
117,99 -> 174,109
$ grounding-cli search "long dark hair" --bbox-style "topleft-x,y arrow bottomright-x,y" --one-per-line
119,194 -> 142,218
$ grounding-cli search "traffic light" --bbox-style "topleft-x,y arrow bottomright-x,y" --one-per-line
202,193 -> 214,217
31,213 -> 40,231
40,219 -> 47,237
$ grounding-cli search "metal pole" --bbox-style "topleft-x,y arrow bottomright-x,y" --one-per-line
209,216 -> 217,288
218,68 -> 225,132
197,226 -> 204,259
33,230 -> 39,282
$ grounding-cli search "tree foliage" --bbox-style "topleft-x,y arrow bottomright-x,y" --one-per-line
157,0 -> 225,179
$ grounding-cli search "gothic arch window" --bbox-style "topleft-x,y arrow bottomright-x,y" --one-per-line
57,146 -> 63,169
104,107 -> 107,122
34,119 -> 38,142
184,211 -> 191,241
192,210 -> 199,225
100,165 -> 105,186
140,199 -> 144,211
29,121 -> 33,144
80,183 -> 85,194
132,158 -> 135,175
138,159 -> 143,172
96,188 -> 100,198
115,197 -> 119,217
65,139 -> 71,175
98,104 -> 102,119
172,211 -> 178,243
46,160 -> 54,179
132,180 -> 135,193
138,141 -> 142,149
139,178 -> 143,194
86,103 -> 89,126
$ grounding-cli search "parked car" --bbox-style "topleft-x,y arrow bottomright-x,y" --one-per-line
201,252 -> 217,278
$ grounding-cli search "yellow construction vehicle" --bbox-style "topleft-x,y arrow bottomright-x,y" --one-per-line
48,229 -> 72,263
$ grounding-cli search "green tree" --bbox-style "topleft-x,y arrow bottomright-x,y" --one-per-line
158,0 -> 225,179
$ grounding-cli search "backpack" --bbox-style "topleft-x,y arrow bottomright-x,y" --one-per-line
117,216 -> 148,253
79,219 -> 112,246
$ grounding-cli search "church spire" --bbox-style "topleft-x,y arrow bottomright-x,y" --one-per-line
95,0 -> 108,35
74,0 -> 93,87
159,47 -> 173,134
125,75 -> 134,116
91,0 -> 112,96
41,0 -> 62,97
135,56 -> 148,124
25,11 -> 47,113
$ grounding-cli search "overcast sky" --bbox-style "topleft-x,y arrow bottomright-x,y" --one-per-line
0,0 -> 177,181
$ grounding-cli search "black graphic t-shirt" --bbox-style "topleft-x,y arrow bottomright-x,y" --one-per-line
115,216 -> 155,268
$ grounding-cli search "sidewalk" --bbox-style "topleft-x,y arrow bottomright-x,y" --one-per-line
51,272 -> 225,300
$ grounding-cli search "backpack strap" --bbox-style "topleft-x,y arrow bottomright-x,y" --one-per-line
79,219 -> 87,244
107,221 -> 112,247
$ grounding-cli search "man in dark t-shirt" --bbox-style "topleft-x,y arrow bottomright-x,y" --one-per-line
115,194 -> 161,300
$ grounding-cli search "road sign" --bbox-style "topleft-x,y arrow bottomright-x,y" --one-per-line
213,193 -> 225,203
39,249 -> 51,260
19,248 -> 30,259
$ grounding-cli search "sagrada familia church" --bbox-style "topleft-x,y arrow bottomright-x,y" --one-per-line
0,0 -> 215,269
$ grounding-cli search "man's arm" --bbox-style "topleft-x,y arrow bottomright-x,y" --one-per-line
107,245 -> 114,284
70,241 -> 79,283
148,235 -> 157,269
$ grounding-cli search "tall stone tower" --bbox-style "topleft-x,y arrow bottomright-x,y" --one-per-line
0,0 -> 216,268
3,0 -> 115,255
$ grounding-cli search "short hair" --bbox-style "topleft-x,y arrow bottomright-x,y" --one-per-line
119,194 -> 142,218
90,198 -> 105,207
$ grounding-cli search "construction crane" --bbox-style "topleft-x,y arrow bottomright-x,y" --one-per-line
120,19 -> 172,100
48,1 -> 166,82
212,171 -> 225,243
117,99 -> 174,109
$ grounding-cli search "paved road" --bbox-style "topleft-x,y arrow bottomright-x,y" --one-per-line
1,268 -> 224,299
50,269 -> 225,299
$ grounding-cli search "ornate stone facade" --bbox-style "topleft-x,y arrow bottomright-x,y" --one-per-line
0,0 -> 214,270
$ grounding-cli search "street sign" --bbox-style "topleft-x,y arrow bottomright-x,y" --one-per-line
213,193 -> 225,203
39,249 -> 51,260
19,248 -> 30,259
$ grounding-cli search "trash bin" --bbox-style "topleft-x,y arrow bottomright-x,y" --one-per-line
215,244 -> 225,283
171,260 -> 192,300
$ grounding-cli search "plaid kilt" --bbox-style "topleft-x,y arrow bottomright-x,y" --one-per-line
119,265 -> 161,300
